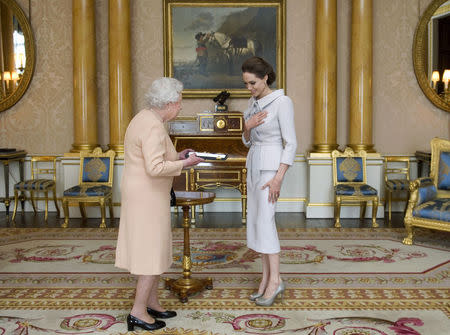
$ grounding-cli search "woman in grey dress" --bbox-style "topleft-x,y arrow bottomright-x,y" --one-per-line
241,57 -> 297,306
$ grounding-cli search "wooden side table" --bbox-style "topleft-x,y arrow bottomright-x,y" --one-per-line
169,112 -> 248,225
165,191 -> 215,303
0,150 -> 27,217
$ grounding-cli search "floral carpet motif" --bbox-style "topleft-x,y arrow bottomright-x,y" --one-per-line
325,244 -> 427,263
0,241 -> 430,269
0,228 -> 449,334
184,312 -> 426,335
0,229 -> 447,274
0,310 -> 447,334
171,240 -> 258,270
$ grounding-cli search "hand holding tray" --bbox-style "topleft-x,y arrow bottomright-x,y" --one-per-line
185,151 -> 228,160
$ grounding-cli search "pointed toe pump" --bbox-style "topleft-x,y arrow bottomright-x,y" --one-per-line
255,281 -> 285,306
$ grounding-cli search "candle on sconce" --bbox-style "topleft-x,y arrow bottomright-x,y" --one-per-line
443,69 -> 450,90
431,71 -> 440,89
3,71 -> 11,90
11,71 -> 19,88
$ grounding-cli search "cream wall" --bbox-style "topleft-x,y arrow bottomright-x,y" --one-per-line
0,0 -> 448,154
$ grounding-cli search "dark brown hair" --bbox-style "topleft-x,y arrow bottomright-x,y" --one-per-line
241,56 -> 276,86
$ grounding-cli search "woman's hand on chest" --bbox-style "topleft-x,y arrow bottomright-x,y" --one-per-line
245,110 -> 268,131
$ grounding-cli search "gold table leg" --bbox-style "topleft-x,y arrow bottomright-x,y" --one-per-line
241,168 -> 247,224
165,205 -> 213,303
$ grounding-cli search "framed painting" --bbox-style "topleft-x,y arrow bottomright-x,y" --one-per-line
163,0 -> 286,98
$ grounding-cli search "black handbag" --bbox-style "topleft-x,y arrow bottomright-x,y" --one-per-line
170,187 -> 177,206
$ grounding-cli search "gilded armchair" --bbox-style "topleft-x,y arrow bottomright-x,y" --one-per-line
62,147 -> 116,228
12,155 -> 60,222
403,137 -> 450,245
332,148 -> 379,228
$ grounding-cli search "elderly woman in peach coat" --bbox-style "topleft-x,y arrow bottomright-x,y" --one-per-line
115,77 -> 203,332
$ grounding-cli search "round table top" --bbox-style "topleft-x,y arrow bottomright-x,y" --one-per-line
174,191 -> 216,206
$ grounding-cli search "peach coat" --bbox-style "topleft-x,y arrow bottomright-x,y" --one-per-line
115,109 -> 183,275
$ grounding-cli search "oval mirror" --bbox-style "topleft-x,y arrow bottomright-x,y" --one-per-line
0,0 -> 35,112
413,0 -> 450,112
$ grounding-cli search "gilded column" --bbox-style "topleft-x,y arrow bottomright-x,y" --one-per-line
312,0 -> 338,153
108,0 -> 132,155
72,0 -> 98,152
349,0 -> 374,152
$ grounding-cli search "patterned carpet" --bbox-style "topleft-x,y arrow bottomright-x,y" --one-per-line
0,227 -> 449,334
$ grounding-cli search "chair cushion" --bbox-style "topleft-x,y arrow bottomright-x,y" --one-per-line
82,157 -> 111,182
437,151 -> 450,190
14,179 -> 55,191
413,198 -> 450,222
416,178 -> 437,206
63,185 -> 112,197
386,179 -> 410,191
335,184 -> 377,196
336,157 -> 363,182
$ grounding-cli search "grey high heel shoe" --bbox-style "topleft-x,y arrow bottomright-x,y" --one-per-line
249,292 -> 264,301
255,281 -> 285,306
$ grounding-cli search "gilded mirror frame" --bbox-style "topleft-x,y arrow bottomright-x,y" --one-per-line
413,0 -> 450,112
0,0 -> 35,112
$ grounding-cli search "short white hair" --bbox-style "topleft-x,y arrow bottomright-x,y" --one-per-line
145,77 -> 183,109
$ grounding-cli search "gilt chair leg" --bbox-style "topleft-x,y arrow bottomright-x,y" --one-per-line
12,189 -> 19,222
99,199 -> 106,228
62,199 -> 69,228
334,198 -> 341,228
44,191 -> 49,222
372,198 -> 379,228
403,216 -> 414,244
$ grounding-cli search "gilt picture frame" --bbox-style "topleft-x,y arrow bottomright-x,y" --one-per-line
163,0 -> 285,98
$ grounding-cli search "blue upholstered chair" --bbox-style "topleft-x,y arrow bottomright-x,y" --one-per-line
384,156 -> 411,225
62,147 -> 115,228
12,156 -> 60,222
403,137 -> 450,244
332,148 -> 379,228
